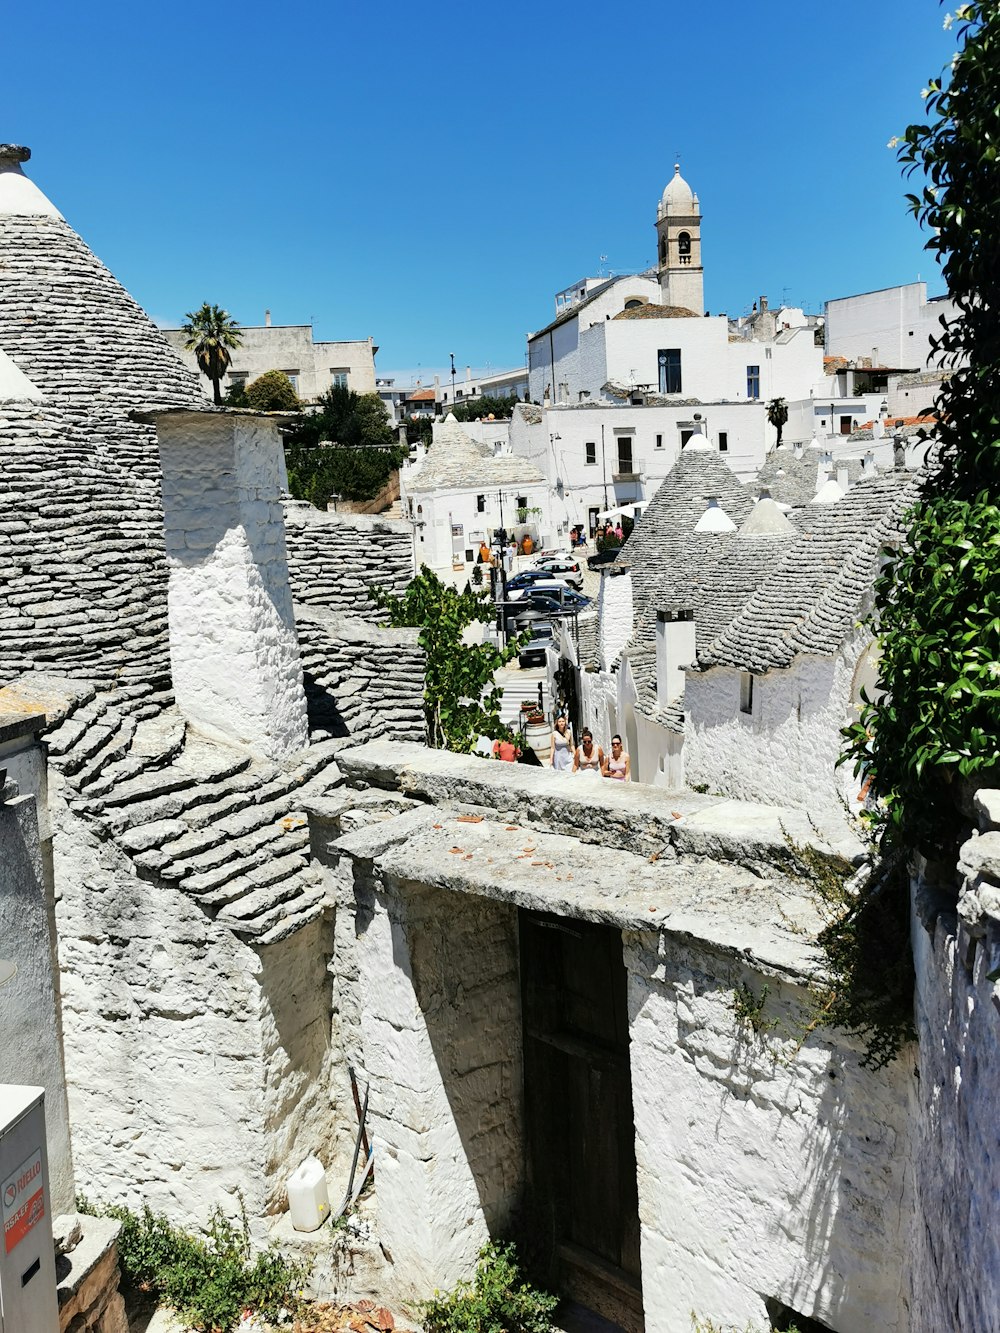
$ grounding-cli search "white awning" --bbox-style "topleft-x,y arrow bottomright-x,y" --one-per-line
597,503 -> 639,521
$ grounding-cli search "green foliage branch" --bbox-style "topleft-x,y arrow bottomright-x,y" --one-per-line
420,1242 -> 558,1333
78,1194 -> 307,1332
284,386 -> 404,504
842,2 -> 1000,860
369,567 -> 526,751
450,394 -> 521,422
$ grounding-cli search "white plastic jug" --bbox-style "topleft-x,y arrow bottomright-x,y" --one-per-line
287,1155 -> 331,1232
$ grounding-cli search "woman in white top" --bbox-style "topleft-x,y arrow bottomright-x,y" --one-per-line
573,728 -> 604,777
550,716 -> 574,772
602,734 -> 631,781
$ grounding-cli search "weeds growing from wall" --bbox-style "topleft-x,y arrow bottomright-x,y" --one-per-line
78,1194 -> 308,1332
420,1243 -> 558,1333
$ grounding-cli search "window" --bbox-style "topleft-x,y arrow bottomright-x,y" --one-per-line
585,441 -> 597,466
718,431 -> 729,452
477,494 -> 486,513
330,368 -> 349,389
740,672 -> 754,715
658,349 -> 682,394
617,436 -> 634,474
624,298 -> 644,310
680,428 -> 695,448
677,231 -> 691,262
229,372 -> 248,386
282,370 -> 300,392
747,366 -> 760,399
659,237 -> 667,264
655,433 -> 663,449
516,495 -> 527,511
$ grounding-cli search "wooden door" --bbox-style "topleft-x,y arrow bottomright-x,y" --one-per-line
520,911 -> 643,1332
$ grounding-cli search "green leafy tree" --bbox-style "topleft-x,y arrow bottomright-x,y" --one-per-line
284,440 -> 406,505
766,396 -> 788,449
369,567 -> 525,751
451,393 -> 520,422
181,303 -> 243,405
843,2 -> 1000,857
244,369 -> 301,412
287,385 -> 396,450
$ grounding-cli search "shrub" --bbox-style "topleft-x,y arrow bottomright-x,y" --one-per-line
79,1195 -> 307,1332
245,370 -> 301,412
420,1242 -> 558,1333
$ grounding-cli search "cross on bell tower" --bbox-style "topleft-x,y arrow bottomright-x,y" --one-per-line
655,163 -> 704,315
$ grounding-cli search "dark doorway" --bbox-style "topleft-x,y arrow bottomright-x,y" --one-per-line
519,911 -> 643,1332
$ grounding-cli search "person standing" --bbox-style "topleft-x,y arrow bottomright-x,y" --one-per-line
573,728 -> 604,777
614,521 -> 624,544
602,734 -> 630,781
549,716 -> 574,771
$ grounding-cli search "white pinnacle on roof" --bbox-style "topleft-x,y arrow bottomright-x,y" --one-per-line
738,490 -> 797,537
811,478 -> 845,505
682,428 -> 712,452
0,145 -> 62,219
694,497 -> 737,534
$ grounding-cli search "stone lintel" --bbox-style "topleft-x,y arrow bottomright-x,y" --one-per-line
0,710 -> 45,746
335,804 -> 823,981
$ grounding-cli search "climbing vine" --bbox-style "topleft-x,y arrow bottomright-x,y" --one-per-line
370,566 -> 525,752
842,2 -> 1000,858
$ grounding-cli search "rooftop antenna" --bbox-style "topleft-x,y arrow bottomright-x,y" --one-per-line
599,253 -> 608,277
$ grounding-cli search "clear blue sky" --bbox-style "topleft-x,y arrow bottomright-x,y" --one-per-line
4,0 -> 956,378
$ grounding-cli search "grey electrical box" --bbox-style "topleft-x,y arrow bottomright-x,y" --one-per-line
0,1086 -> 59,1333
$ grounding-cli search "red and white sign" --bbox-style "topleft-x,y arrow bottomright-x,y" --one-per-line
2,1148 -> 45,1254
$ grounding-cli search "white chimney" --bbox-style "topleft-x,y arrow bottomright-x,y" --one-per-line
598,567 -> 633,671
863,450 -> 876,476
657,609 -> 696,705
154,410 -> 309,761
265,309 -> 272,327
836,464 -> 850,492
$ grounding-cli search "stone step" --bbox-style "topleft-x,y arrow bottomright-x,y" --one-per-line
256,889 -> 328,945
72,714 -> 142,788
222,872 -> 327,938
180,823 -> 311,897
196,850 -> 311,910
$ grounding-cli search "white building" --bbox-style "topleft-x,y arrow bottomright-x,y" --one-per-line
401,415 -> 550,580
509,400 -> 768,538
164,318 -> 378,403
824,280 -> 958,370
527,167 -> 823,409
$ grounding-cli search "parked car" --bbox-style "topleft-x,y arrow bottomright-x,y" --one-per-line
506,574 -> 573,601
521,588 -> 591,614
518,621 -> 556,669
532,556 -> 583,589
506,569 -> 568,593
587,546 -> 621,570
509,578 -> 587,606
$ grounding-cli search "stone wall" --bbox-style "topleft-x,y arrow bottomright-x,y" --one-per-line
625,929 -> 914,1333
52,780 -> 339,1231
297,610 -> 425,743
684,631 -> 865,817
57,1215 -> 128,1333
283,504 -> 414,617
909,792 -> 1000,1332
353,872 -> 524,1303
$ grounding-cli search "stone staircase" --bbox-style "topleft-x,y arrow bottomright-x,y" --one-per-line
497,666 -> 551,729
381,499 -> 404,520
45,687 -> 342,944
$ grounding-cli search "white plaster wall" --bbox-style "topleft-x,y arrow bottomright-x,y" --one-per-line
158,414 -> 308,762
624,930 -> 913,1333
598,569 -> 633,671
355,877 -> 524,1302
410,481 -> 552,578
825,283 -> 958,371
52,789 -> 334,1232
909,859 -> 1000,1332
684,638 -> 866,816
163,327 -> 377,402
0,790 -> 75,1214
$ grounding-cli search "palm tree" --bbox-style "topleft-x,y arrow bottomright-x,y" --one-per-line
181,303 -> 243,405
766,396 -> 789,450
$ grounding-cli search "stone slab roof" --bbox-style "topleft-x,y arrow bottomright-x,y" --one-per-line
699,471 -> 920,672
406,417 -> 544,492
0,208 -> 203,688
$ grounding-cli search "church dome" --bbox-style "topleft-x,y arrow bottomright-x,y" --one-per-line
661,164 -> 695,212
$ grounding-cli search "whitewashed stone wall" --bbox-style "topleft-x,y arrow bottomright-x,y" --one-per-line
684,632 -> 865,815
157,412 -> 308,763
0,769 -> 75,1213
624,929 -> 914,1333
353,874 -> 524,1302
598,568 -> 634,671
909,803 -> 1000,1333
283,505 -> 414,617
52,783 -> 337,1232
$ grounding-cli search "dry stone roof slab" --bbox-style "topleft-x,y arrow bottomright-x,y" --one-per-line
406,416 -> 544,492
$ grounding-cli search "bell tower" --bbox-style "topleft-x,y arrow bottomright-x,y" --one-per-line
656,164 -> 704,314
